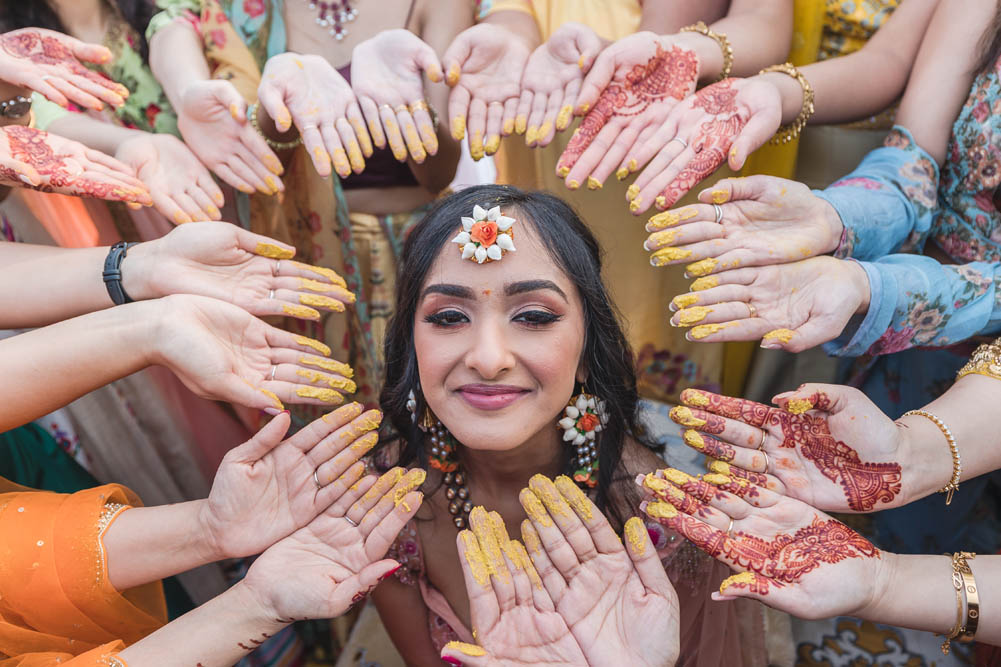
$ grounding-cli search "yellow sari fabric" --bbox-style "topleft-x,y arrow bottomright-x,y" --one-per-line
0,482 -> 165,666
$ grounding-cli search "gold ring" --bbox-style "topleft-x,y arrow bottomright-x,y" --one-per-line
747,302 -> 757,318
313,469 -> 323,489
761,450 -> 770,473
394,104 -> 409,114
726,517 -> 735,538
756,428 -> 766,451
409,100 -> 430,113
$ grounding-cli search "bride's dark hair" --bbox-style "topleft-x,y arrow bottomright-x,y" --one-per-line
377,184 -> 647,527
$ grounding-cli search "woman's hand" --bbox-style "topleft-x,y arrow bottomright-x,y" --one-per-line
638,468 -> 891,621
148,294 -> 356,411
517,475 -> 680,667
665,255 -> 870,352
439,506 -> 588,666
669,387 -> 908,513
0,28 -> 129,110
123,222 -> 354,320
115,133 -> 224,223
517,23 -> 603,148
199,406 -> 383,560
556,32 -> 700,190
259,53 -> 371,178
0,125 -> 151,205
625,78 -> 784,212
351,29 -> 443,163
443,23 -> 532,160
241,467 -> 424,622
643,176 -> 844,268
176,79 -> 283,195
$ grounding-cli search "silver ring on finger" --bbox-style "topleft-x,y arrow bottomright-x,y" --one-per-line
270,365 -> 277,381
713,203 -> 723,224
268,289 -> 275,300
726,517 -> 735,538
274,259 -> 281,276
670,136 -> 688,149
760,450 -> 770,474
344,515 -> 359,527
313,469 -> 323,489
756,428 -> 766,451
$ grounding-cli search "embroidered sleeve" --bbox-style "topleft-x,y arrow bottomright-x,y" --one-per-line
814,125 -> 941,261
825,256 -> 1001,357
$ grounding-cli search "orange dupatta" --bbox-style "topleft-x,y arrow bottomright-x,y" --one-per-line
0,481 -> 165,665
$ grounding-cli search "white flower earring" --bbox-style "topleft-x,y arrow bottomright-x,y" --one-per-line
558,393 -> 607,488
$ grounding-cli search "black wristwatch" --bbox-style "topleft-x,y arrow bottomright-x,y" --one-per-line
103,242 -> 138,305
0,95 -> 32,120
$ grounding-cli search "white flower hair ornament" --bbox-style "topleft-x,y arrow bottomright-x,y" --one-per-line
451,204 -> 516,264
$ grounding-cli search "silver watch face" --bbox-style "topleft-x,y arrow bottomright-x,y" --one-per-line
2,98 -> 31,118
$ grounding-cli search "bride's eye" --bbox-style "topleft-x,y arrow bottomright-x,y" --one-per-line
513,309 -> 562,328
424,309 -> 469,327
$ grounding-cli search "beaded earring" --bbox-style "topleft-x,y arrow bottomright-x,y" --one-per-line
407,390 -> 471,528
558,392 -> 607,488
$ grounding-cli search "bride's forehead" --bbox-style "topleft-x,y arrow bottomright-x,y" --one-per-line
426,221 -> 566,284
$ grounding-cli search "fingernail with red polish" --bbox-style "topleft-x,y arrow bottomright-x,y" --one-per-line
379,564 -> 401,581
442,658 -> 462,666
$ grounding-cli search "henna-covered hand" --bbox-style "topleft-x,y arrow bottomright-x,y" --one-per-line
176,79 -> 283,196
626,77 -> 785,213
644,176 -> 844,270
556,32 -> 699,191
123,222 -> 354,320
148,294 -> 356,412
638,469 -> 890,620
0,125 -> 151,205
241,468 -> 423,622
351,30 -> 443,163
669,387 -> 906,513
115,133 -> 224,223
517,23 -> 604,148
260,53 -> 371,178
199,406 -> 382,560
0,28 -> 129,110
442,23 -> 532,160
664,255 -> 870,352
439,505 -> 588,667
517,475 -> 680,667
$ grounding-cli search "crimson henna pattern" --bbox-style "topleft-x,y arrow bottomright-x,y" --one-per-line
1,31 -> 118,92
666,513 -> 878,595
558,45 -> 698,172
657,80 -> 747,209
682,389 -> 902,512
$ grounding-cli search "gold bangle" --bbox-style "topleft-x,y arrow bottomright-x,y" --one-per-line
902,409 -> 960,505
758,63 -> 815,144
956,552 -> 980,642
679,21 -> 733,81
941,555 -> 965,655
248,101 -> 303,151
956,338 -> 1001,382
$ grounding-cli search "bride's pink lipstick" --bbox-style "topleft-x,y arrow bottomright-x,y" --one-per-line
457,384 -> 529,410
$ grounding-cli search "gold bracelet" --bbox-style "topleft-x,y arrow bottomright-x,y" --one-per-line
758,63 -> 815,144
956,552 -> 980,642
956,338 -> 1001,382
902,409 -> 960,505
940,555 -> 965,655
248,101 -> 303,151
679,21 -> 733,81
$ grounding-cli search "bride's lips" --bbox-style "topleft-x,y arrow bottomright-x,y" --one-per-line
457,384 -> 529,410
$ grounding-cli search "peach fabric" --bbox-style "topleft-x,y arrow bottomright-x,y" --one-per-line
0,481 -> 165,666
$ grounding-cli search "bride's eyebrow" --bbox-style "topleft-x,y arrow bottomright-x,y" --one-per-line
421,283 -> 474,300
504,279 -> 568,302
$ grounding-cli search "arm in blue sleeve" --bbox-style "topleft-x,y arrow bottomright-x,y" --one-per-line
813,125 -> 941,261
825,255 -> 1001,357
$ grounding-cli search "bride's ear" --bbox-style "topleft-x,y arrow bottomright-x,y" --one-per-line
575,357 -> 588,385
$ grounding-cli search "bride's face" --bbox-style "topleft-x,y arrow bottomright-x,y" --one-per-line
414,218 -> 586,452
